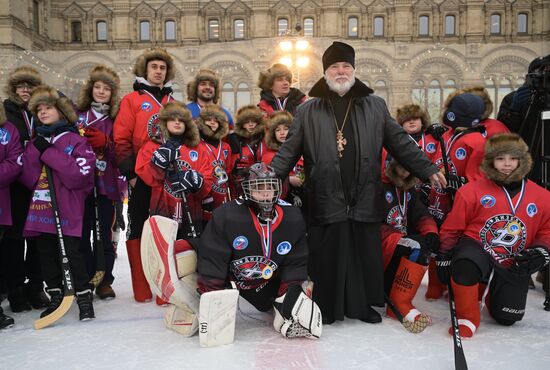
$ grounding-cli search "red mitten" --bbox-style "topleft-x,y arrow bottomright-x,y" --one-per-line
84,127 -> 108,151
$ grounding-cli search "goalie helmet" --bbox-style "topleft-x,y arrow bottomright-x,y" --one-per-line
241,162 -> 281,221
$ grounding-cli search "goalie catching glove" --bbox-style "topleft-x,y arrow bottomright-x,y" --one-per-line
273,285 -> 322,339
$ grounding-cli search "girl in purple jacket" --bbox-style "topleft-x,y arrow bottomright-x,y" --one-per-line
75,65 -> 121,300
19,86 -> 96,321
0,104 -> 23,329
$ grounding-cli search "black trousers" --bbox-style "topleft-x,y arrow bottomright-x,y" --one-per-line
127,177 -> 151,241
80,193 -> 116,284
307,221 -> 384,323
36,233 -> 91,293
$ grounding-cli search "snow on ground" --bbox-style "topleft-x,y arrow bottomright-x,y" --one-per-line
2,239 -> 550,370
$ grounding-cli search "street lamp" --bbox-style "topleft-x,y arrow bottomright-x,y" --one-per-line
278,34 -> 310,89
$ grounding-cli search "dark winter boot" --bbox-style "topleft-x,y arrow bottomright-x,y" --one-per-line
95,283 -> 116,300
8,286 -> 32,313
27,282 -> 50,309
0,306 -> 14,329
40,288 -> 64,318
76,290 -> 95,321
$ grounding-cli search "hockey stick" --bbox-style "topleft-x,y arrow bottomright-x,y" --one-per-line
89,186 -> 105,287
34,166 -> 75,329
181,192 -> 198,238
384,294 -> 429,334
437,134 -> 468,370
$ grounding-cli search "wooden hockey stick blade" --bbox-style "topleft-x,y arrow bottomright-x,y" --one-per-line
33,295 -> 75,330
89,270 -> 105,288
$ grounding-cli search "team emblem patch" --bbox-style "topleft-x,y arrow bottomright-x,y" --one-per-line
232,236 -> 248,250
386,205 -> 406,233
479,214 -> 526,263
446,111 -> 456,122
223,149 -> 229,158
230,256 -> 278,288
480,195 -> 496,208
276,241 -> 292,255
0,128 -> 11,145
526,203 -> 537,217
141,102 -> 152,112
455,148 -> 467,160
146,113 -> 161,140
385,191 -> 393,203
64,145 -> 74,155
189,150 -> 199,162
426,142 -> 436,153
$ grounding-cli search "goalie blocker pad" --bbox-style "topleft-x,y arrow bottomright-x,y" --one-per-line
199,288 -> 240,347
141,215 -> 200,312
273,285 -> 322,339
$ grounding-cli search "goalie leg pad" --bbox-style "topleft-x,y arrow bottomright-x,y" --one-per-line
273,285 -> 322,339
164,303 -> 199,337
199,289 -> 240,347
176,249 -> 197,279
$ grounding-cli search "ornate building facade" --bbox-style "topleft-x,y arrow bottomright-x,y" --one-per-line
0,0 -> 548,120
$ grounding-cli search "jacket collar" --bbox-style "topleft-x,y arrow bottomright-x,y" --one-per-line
308,77 -> 373,98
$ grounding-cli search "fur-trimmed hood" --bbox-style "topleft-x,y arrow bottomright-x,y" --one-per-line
186,69 -> 220,104
396,104 -> 431,130
0,102 -> 6,124
234,104 -> 265,139
265,111 -> 293,150
28,85 -> 78,124
133,48 -> 176,84
4,66 -> 43,107
384,159 -> 419,191
76,65 -> 120,118
258,63 -> 292,91
197,104 -> 229,141
157,101 -> 199,147
458,86 -> 493,121
481,133 -> 532,184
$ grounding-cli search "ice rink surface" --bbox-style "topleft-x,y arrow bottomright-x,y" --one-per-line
2,240 -> 550,370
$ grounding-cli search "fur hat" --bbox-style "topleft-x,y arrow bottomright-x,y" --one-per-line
28,85 -> 78,124
0,103 -> 6,124
4,66 -> 43,106
235,105 -> 266,139
384,159 -> 419,191
76,65 -> 120,118
133,48 -> 176,83
157,101 -> 199,147
481,133 -> 532,184
322,41 -> 355,72
442,93 -> 485,129
459,86 -> 493,121
265,111 -> 293,150
197,104 -> 229,141
258,63 -> 292,91
187,69 -> 221,104
395,104 -> 431,130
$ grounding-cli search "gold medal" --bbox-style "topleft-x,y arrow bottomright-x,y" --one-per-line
262,266 -> 273,280
507,221 -> 522,235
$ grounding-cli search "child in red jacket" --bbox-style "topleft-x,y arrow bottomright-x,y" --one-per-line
437,133 -> 550,338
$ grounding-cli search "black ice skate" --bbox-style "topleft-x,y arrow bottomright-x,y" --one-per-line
40,288 -> 63,318
76,290 -> 95,321
0,307 -> 14,329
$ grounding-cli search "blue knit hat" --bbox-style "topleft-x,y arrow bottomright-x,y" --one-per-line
443,93 -> 485,128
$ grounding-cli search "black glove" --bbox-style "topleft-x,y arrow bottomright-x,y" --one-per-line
425,233 -> 440,253
510,85 -> 531,112
169,170 -> 204,194
435,251 -> 453,285
228,132 -> 241,154
425,124 -> 448,141
151,143 -> 180,171
33,136 -> 51,154
446,174 -> 467,193
510,247 -> 550,276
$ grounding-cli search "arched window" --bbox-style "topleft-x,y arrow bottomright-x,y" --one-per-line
374,16 -> 384,36
222,82 -> 235,115
517,13 -> 528,34
97,21 -> 107,41
374,80 -> 388,103
443,79 -> 457,102
491,14 -> 501,34
445,15 -> 455,35
165,20 -> 176,41
237,82 -> 251,110
209,19 -> 220,40
348,17 -> 358,37
278,18 -> 288,36
411,80 -> 426,107
71,21 -> 82,42
496,79 -> 512,115
140,21 -> 150,41
222,82 -> 252,114
234,19 -> 244,39
484,79 -> 497,117
419,16 -> 429,36
303,18 -> 314,37
427,80 -> 442,122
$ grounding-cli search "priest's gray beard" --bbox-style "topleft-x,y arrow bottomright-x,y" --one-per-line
324,71 -> 356,96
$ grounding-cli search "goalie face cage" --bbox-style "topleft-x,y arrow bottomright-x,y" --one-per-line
242,178 -> 281,220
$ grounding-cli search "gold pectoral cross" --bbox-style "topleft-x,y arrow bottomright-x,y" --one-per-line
336,130 -> 347,158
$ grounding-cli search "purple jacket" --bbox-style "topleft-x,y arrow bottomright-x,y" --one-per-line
0,121 -> 23,226
19,130 -> 96,237
76,109 -> 120,201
